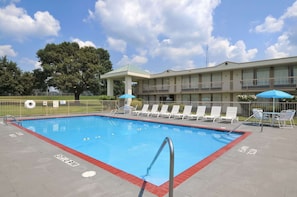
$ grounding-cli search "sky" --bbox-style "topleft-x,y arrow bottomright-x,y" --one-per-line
1,0 -> 297,74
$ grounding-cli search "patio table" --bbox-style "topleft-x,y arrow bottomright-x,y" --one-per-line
260,111 -> 280,132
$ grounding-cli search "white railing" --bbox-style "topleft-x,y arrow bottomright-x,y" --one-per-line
0,100 -> 118,118
1,99 -> 296,118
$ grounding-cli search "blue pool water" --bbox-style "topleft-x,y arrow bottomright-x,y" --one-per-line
21,116 -> 241,186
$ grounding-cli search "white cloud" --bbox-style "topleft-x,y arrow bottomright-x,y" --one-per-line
71,38 -> 96,48
265,33 -> 297,58
0,4 -> 60,41
253,1 -> 297,33
107,37 -> 126,52
171,60 -> 196,71
116,54 -> 148,67
208,37 -> 257,64
254,16 -> 284,33
256,1 -> 297,59
0,45 -> 17,57
282,1 -> 297,18
18,57 -> 40,71
90,1 -> 221,63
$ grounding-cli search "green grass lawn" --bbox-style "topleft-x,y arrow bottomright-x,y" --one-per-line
0,96 -> 117,117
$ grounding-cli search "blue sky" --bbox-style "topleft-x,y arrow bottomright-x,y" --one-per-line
1,0 -> 297,73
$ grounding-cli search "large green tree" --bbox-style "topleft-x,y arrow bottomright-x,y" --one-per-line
0,56 -> 23,95
36,42 -> 112,100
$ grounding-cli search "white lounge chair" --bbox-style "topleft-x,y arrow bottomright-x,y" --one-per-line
151,105 -> 169,117
276,109 -> 296,128
143,104 -> 159,117
187,106 -> 206,120
132,104 -> 149,116
160,105 -> 180,119
173,105 -> 192,119
218,106 -> 238,124
203,106 -> 221,122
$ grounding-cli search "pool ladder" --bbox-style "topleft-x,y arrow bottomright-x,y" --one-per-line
145,137 -> 174,197
3,115 -> 21,126
228,113 -> 257,133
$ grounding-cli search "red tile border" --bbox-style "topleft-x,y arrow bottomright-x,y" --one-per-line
12,115 -> 251,197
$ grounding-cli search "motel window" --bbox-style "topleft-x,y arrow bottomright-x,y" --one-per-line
242,69 -> 254,86
156,78 -> 162,90
212,93 -> 222,102
182,94 -> 191,102
202,94 -> 211,101
191,94 -> 199,102
274,67 -> 288,85
201,74 -> 211,89
148,79 -> 155,91
163,78 -> 169,89
182,76 -> 190,89
256,68 -> 269,86
293,66 -> 297,84
143,80 -> 149,91
211,72 -> 222,88
191,75 -> 199,88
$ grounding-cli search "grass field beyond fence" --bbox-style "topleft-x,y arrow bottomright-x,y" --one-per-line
0,96 -> 118,117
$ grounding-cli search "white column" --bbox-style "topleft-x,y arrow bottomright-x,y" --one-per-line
107,79 -> 114,96
125,76 -> 133,105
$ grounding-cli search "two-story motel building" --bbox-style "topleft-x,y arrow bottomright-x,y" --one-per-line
101,56 -> 297,104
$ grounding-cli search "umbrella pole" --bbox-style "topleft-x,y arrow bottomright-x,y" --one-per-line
273,98 -> 275,113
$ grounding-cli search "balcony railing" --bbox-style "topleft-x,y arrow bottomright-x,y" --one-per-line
140,76 -> 297,94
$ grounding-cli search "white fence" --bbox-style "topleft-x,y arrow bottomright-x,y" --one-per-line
0,100 -> 118,118
1,99 -> 296,118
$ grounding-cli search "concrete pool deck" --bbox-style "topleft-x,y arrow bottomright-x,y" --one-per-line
1,114 -> 297,197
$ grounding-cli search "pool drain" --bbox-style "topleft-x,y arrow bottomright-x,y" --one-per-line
82,171 -> 96,178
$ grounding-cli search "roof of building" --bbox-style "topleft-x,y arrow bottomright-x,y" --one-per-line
101,56 -> 297,80
101,64 -> 150,79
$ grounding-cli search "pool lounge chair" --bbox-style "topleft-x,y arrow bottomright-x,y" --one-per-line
203,106 -> 221,122
276,109 -> 296,128
187,106 -> 206,120
142,104 -> 159,117
218,106 -> 238,124
132,104 -> 149,116
173,105 -> 192,119
160,105 -> 180,119
150,104 -> 169,117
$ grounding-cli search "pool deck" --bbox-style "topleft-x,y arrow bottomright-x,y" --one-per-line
1,113 -> 297,197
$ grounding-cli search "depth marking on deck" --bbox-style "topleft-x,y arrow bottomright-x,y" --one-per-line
9,132 -> 24,138
54,154 -> 80,167
238,146 -> 257,155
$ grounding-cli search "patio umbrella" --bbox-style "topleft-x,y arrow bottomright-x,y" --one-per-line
256,89 -> 294,112
119,94 -> 136,99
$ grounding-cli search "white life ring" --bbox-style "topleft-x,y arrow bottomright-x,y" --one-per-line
24,100 -> 36,109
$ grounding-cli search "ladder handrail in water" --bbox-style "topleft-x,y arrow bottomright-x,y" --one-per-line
145,137 -> 174,197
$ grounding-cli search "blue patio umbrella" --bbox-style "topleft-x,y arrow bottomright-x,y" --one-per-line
256,89 -> 294,112
119,94 -> 136,99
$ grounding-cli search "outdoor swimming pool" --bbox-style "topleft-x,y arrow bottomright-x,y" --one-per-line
19,115 -> 244,187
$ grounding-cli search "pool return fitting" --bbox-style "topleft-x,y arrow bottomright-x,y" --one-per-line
144,137 -> 174,197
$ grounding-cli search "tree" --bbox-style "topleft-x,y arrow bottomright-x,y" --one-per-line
36,42 -> 112,100
0,56 -> 23,95
20,72 -> 35,95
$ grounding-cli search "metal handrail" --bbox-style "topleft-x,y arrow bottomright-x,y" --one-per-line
145,137 -> 174,197
3,115 -> 20,125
